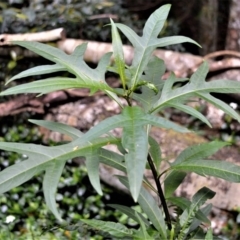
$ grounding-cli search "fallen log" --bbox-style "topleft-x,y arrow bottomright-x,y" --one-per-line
1,29 -> 240,78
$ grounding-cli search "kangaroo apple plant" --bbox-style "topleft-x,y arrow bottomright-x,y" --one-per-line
1,4 -> 240,239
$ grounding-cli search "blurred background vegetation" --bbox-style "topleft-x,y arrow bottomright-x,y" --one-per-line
0,0 -> 239,239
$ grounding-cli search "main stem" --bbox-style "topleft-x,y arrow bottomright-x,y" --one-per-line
147,154 -> 172,230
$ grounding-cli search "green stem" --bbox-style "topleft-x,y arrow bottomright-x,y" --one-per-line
147,154 -> 172,230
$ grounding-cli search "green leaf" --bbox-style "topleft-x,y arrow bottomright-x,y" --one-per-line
167,196 -> 191,210
133,212 -> 153,240
205,228 -> 213,240
188,204 -> 212,233
7,64 -> 66,84
167,197 -> 211,225
98,148 -> 126,173
150,36 -> 201,48
167,103 -> 211,127
67,106 -> 188,201
165,141 -> 226,197
121,108 -> 148,202
0,137 -> 119,197
29,119 -> 83,140
152,62 -> 240,124
178,187 -> 215,239
134,56 -> 165,111
118,176 -> 167,239
148,136 -> 161,172
0,77 -> 113,96
43,160 -> 66,222
110,18 -> 127,90
12,41 -> 66,62
172,159 -> 240,182
164,171 -> 186,198
172,141 -> 228,166
1,41 -> 115,96
116,4 -> 199,88
85,150 -> 102,195
180,188 -> 214,228
53,44 -> 113,88
108,204 -> 150,227
197,92 -> 240,122
80,219 -> 133,238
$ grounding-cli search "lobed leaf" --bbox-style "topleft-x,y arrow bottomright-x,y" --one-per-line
2,41 -> 115,96
116,4 -> 199,89
0,137 -> 120,220
152,62 -> 240,124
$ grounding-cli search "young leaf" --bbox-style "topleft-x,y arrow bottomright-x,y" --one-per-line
116,4 -> 199,88
188,204 -> 212,233
167,197 -> 211,225
184,187 -> 215,223
118,176 -> 167,239
178,187 -> 215,239
80,219 -> 133,238
164,171 -> 187,198
134,56 -> 165,111
148,136 -> 162,171
110,18 -> 127,90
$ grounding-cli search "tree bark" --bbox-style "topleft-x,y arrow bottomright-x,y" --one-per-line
0,28 -> 65,45
226,0 -> 240,51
